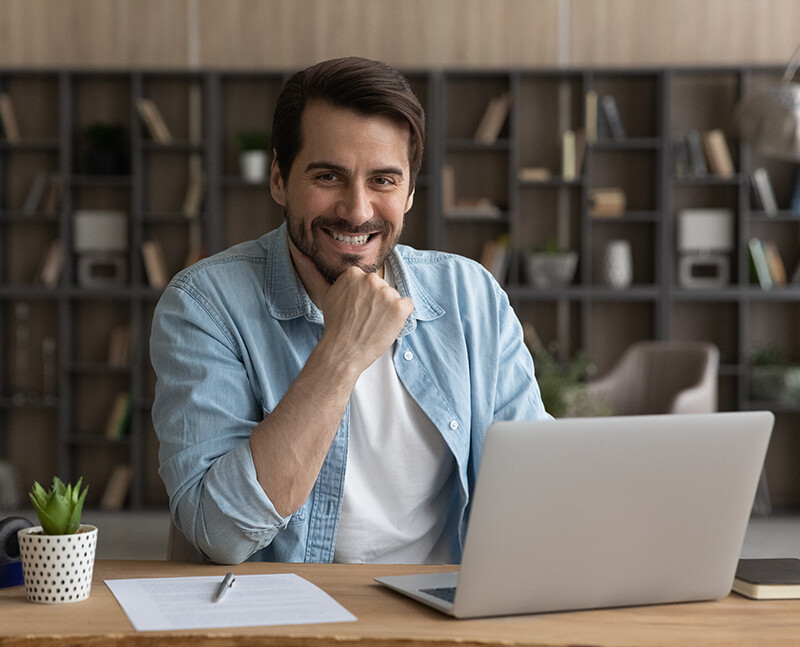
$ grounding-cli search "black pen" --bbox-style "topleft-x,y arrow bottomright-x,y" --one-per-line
213,571 -> 235,602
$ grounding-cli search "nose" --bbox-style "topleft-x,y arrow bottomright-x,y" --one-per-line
336,183 -> 373,226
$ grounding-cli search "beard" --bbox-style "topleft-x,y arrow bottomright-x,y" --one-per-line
285,208 -> 401,284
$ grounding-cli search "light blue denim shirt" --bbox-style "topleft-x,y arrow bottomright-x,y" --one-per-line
151,223 -> 549,565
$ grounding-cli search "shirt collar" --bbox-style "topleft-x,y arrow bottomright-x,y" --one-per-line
264,222 -> 444,332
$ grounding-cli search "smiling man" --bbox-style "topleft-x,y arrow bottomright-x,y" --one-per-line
151,57 -> 549,566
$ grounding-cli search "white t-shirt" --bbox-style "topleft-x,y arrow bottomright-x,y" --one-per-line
333,265 -> 455,564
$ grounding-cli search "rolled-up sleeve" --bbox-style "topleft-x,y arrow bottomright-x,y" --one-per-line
151,283 -> 288,564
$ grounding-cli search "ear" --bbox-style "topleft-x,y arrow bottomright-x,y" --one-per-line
270,154 -> 286,206
404,187 -> 415,214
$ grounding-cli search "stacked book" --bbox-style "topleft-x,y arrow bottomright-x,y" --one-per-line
589,188 -> 626,218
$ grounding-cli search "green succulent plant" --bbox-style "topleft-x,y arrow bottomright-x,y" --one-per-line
29,477 -> 88,535
236,129 -> 270,151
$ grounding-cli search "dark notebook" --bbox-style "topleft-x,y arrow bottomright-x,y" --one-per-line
733,558 -> 800,600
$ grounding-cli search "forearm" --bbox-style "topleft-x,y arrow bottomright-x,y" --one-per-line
248,334 -> 362,517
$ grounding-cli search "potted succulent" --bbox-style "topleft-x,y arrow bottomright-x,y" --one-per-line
17,477 -> 97,603
526,238 -> 578,289
236,129 -> 270,183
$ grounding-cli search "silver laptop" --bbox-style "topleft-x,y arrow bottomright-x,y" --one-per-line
376,411 -> 774,618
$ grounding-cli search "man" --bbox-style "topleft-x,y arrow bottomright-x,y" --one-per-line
151,57 -> 549,566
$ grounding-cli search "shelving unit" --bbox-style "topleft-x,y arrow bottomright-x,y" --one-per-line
1,66 -> 798,510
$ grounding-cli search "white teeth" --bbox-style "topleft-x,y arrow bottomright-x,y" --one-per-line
331,231 -> 369,245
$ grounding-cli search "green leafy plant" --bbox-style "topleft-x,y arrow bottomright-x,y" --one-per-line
533,237 -> 562,254
85,123 -> 126,152
29,477 -> 88,535
236,129 -> 270,151
523,324 -> 612,418
748,344 -> 786,367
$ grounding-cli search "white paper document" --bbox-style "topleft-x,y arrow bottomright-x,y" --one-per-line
105,573 -> 357,632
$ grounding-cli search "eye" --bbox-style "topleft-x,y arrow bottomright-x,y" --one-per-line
373,176 -> 397,187
315,172 -> 338,182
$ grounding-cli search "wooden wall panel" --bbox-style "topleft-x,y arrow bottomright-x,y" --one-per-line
0,0 -> 189,68
570,0 -> 800,66
0,0 -> 797,70
195,0 -> 561,69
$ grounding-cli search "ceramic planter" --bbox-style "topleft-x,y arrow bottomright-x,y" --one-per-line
17,524 -> 98,603
526,252 -> 578,289
239,150 -> 268,183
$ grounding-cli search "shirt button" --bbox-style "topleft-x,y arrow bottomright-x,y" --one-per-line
449,420 -> 459,430
403,350 -> 414,361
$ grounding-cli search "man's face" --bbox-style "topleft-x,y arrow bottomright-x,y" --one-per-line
270,100 -> 415,284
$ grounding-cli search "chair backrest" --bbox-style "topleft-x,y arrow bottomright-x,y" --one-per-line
167,521 -> 207,562
587,341 -> 719,415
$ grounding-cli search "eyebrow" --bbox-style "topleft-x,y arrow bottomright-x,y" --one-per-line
305,161 -> 405,179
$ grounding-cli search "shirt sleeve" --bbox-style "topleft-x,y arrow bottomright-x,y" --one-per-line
492,283 -> 553,422
150,282 -> 289,564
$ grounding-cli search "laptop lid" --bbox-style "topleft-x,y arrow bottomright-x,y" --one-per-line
376,411 -> 773,618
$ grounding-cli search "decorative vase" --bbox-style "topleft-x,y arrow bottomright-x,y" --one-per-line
239,150 -> 268,183
17,524 -> 98,603
603,239 -> 632,288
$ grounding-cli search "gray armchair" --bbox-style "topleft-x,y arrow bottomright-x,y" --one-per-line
586,341 -> 719,415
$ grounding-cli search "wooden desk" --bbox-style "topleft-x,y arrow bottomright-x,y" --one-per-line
0,560 -> 796,646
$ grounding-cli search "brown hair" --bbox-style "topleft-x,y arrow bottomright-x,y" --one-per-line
272,57 -> 425,191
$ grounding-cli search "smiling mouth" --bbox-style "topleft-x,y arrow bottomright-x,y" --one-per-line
327,230 -> 375,246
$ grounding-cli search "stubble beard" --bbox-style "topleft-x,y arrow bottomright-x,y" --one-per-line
284,207 -> 401,284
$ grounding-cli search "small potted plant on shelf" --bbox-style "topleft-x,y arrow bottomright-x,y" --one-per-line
749,345 -> 800,405
17,477 -> 97,603
236,129 -> 271,183
526,238 -> 578,289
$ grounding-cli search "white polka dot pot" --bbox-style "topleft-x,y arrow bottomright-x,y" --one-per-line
17,524 -> 98,603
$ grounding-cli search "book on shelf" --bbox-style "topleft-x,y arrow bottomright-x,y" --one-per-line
562,129 -> 576,180
790,169 -> 800,213
748,238 -> 773,290
183,221 -> 206,268
761,240 -> 787,286
599,94 -> 625,139
107,324 -> 132,368
141,240 -> 170,289
473,92 -> 510,144
589,187 -> 626,218
733,558 -> 800,600
517,167 -> 552,182
41,173 -> 63,215
441,164 -> 456,212
751,167 -> 778,214
0,92 -> 21,142
182,169 -> 205,218
701,129 -> 735,178
446,198 -> 502,219
135,98 -> 173,144
37,239 -> 63,288
100,464 -> 133,511
105,391 -> 132,440
561,129 -> 585,181
685,130 -> 708,177
478,235 -> 509,283
22,171 -> 51,214
672,138 -> 691,179
792,259 -> 800,284
584,90 -> 598,143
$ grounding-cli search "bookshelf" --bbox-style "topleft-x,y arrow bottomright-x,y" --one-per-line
1,66 -> 799,510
